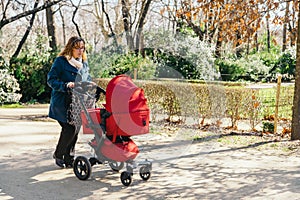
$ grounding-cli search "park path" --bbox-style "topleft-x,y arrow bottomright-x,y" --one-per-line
0,105 -> 300,200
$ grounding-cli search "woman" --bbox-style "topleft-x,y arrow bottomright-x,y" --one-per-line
47,36 -> 94,168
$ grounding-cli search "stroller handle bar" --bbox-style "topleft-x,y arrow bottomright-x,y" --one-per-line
69,81 -> 106,102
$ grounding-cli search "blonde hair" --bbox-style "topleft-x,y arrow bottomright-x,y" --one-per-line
58,36 -> 87,61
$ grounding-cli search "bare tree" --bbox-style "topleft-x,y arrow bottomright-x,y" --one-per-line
135,0 -> 152,56
93,0 -> 111,43
45,0 -> 58,51
10,0 -> 39,61
288,2 -> 297,48
121,0 -> 134,50
69,0 -> 82,37
266,8 -> 271,53
119,0 -> 153,53
100,0 -> 117,44
0,0 -> 63,30
58,8 -> 67,44
282,1 -> 289,52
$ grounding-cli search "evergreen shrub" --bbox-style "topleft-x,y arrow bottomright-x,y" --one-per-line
0,69 -> 22,103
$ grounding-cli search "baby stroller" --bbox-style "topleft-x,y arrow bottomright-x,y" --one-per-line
72,75 -> 152,186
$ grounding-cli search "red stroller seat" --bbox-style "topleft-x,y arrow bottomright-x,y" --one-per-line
80,75 -> 150,161
105,75 -> 150,142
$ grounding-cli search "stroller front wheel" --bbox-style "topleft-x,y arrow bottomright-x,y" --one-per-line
73,156 -> 92,180
139,166 -> 151,181
120,171 -> 132,186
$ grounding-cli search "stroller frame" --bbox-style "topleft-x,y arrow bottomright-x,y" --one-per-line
72,83 -> 152,186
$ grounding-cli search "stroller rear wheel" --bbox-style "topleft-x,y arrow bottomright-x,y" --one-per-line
109,161 -> 124,172
120,171 -> 132,186
73,156 -> 92,180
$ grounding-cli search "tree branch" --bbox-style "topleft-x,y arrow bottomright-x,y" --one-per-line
71,0 -> 82,37
0,0 -> 63,29
10,0 -> 39,62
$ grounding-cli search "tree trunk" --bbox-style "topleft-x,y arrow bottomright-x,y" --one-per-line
255,4 -> 259,52
59,9 -> 66,45
121,0 -> 134,51
135,0 -> 152,56
235,30 -> 242,58
215,24 -> 222,58
254,31 -> 258,52
291,3 -> 300,140
289,3 -> 297,47
45,0 -> 57,51
266,9 -> 271,52
282,1 -> 289,52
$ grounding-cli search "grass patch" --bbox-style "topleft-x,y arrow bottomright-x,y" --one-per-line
217,135 -> 261,146
258,85 -> 293,120
216,133 -> 299,153
0,103 -> 24,108
193,132 -> 220,142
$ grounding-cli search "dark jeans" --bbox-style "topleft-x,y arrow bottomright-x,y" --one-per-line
54,121 -> 79,161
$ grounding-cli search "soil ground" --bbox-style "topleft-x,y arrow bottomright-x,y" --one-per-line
0,105 -> 300,200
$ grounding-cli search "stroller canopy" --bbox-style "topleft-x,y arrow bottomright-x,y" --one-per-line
105,75 -> 148,114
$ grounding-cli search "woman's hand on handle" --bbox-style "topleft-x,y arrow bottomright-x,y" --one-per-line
67,82 -> 75,88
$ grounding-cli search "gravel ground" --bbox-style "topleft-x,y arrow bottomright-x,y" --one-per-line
0,105 -> 300,200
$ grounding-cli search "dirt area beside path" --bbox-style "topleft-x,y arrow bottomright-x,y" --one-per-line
0,106 -> 300,200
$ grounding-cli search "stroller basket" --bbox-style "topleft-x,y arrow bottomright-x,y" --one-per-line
81,108 -> 102,134
101,137 -> 139,162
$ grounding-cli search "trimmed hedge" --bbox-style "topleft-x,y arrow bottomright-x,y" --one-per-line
96,78 -> 273,129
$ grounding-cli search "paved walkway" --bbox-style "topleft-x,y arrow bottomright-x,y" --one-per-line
0,106 -> 300,200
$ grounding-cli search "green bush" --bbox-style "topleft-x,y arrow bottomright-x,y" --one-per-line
88,45 -> 125,78
217,54 -> 270,82
11,53 -> 55,103
0,56 -> 7,70
89,48 -> 156,80
262,121 -> 274,133
253,49 -> 296,82
10,35 -> 56,103
269,53 -> 295,82
259,50 -> 281,68
108,54 -> 156,79
144,30 -> 218,80
0,69 -> 22,103
216,59 -> 245,81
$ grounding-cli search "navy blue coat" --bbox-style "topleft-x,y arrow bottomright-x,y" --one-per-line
47,56 -> 91,123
